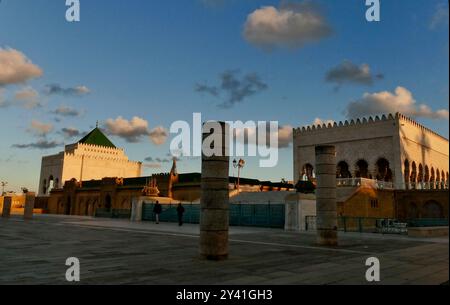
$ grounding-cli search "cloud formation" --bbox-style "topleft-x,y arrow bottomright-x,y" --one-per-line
52,105 -> 83,117
430,3 -> 449,30
149,126 -> 169,145
14,87 -> 42,109
61,127 -> 82,138
346,86 -> 449,120
243,2 -> 332,50
27,120 -> 54,137
12,140 -> 61,150
325,60 -> 383,87
233,124 -> 293,149
44,84 -> 91,97
313,118 -> 335,126
0,48 -> 43,86
104,116 -> 168,145
196,70 -> 268,108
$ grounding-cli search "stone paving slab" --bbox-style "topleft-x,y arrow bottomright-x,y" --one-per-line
0,215 -> 448,285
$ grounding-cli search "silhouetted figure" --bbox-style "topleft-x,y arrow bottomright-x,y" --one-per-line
153,201 -> 162,224
177,203 -> 185,226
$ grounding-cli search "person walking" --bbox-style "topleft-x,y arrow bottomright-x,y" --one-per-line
153,201 -> 162,224
177,203 -> 185,226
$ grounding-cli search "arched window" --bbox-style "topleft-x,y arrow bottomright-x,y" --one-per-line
42,179 -> 47,195
436,170 -> 441,190
376,158 -> 393,182
336,161 -> 352,178
430,168 -> 435,189
404,160 -> 410,189
417,164 -> 424,189
410,162 -> 417,189
355,159 -> 369,179
48,175 -> 55,193
424,166 -> 430,189
301,164 -> 315,181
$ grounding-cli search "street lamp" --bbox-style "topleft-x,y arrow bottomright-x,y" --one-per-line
233,159 -> 245,192
1,181 -> 8,196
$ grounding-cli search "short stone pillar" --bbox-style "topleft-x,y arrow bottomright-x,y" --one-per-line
2,197 -> 12,218
200,121 -> 230,260
130,197 -> 143,222
23,192 -> 35,220
315,146 -> 338,246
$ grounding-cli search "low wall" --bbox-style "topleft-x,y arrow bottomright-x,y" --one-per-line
408,226 -> 449,238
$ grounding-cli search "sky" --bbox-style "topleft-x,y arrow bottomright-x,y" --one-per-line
0,0 -> 449,192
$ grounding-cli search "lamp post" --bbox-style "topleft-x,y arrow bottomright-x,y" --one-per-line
233,159 -> 245,192
1,181 -> 8,196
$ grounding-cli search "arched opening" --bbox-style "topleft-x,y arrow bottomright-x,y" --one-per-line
417,164 -> 424,189
446,172 -> 449,189
42,179 -> 47,195
424,166 -> 430,189
441,170 -> 445,189
48,175 -> 55,193
408,203 -> 419,219
105,194 -> 112,211
376,158 -> 393,182
64,197 -> 72,215
422,201 -> 444,219
404,160 -> 410,189
301,164 -> 315,181
336,161 -> 352,178
436,170 -> 441,190
430,168 -> 435,189
85,200 -> 90,216
355,159 -> 369,179
55,178 -> 59,189
410,162 -> 417,189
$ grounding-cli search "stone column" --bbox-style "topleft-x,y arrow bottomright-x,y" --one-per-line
24,192 -> 35,220
2,197 -> 12,218
200,121 -> 230,260
315,146 -> 338,246
130,197 -> 143,222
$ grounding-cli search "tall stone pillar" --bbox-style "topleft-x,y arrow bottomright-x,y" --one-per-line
315,146 -> 338,246
130,197 -> 143,222
2,197 -> 12,218
24,192 -> 35,220
200,121 -> 230,260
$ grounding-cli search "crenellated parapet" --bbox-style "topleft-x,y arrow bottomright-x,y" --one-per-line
293,112 -> 447,141
293,113 -> 397,136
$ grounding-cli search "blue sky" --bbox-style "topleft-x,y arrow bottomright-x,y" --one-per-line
0,0 -> 448,192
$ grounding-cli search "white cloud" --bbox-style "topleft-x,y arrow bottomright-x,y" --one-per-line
313,118 -> 335,126
0,48 -> 43,86
243,2 -> 332,50
104,116 -> 168,145
346,86 -> 449,120
430,3 -> 449,30
27,120 -> 54,137
149,126 -> 169,145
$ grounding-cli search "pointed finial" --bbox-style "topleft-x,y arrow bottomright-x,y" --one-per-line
96,120 -> 99,128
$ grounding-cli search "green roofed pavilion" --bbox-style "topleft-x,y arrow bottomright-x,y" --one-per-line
78,127 -> 116,148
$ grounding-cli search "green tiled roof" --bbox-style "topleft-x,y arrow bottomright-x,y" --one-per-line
78,128 -> 116,148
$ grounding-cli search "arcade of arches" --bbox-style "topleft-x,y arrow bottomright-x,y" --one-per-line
404,159 -> 449,190
301,157 -> 396,183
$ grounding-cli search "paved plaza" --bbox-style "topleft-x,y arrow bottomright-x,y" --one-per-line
0,215 -> 448,285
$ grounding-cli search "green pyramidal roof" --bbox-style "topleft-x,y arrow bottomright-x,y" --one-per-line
78,128 -> 116,148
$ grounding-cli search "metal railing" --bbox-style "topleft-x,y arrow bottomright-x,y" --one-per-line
336,178 -> 394,189
305,216 -> 448,234
141,202 -> 285,228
